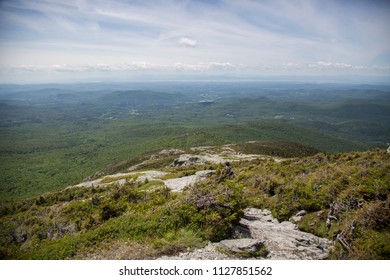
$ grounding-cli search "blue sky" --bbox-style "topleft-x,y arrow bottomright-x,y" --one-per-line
0,0 -> 389,83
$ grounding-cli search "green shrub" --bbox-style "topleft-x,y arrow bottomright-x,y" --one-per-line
151,229 -> 205,255
350,230 -> 390,259
100,201 -> 126,221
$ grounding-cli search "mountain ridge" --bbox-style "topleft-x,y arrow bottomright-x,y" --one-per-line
0,141 -> 388,260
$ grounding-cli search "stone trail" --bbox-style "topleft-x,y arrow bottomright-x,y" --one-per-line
159,208 -> 332,260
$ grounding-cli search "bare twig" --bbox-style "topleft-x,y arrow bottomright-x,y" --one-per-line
336,232 -> 352,253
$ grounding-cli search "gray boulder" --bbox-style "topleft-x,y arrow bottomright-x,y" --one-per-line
290,209 -> 307,223
218,239 -> 264,254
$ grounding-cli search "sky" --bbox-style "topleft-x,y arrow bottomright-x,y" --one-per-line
0,0 -> 389,83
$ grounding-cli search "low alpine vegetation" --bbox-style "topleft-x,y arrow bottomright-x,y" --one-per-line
0,145 -> 388,260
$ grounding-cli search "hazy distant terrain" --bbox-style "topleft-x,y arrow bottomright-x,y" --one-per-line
0,82 -> 389,202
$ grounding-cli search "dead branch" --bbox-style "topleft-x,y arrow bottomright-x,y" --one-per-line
336,232 -> 352,253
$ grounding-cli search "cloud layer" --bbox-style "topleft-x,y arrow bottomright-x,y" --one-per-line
0,0 -> 389,83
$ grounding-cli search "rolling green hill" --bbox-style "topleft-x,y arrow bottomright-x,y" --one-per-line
0,83 -> 389,203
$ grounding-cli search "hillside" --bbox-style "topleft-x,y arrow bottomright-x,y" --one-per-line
1,141 -> 389,260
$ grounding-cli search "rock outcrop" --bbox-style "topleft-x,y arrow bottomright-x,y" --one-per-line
218,239 -> 265,256
172,154 -> 226,166
159,208 -> 332,260
236,208 -> 332,260
290,209 -> 307,223
164,170 -> 215,192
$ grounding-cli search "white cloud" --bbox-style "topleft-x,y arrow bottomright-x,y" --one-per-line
173,62 -> 235,71
7,61 -> 387,75
11,64 -> 47,72
308,61 -> 366,70
46,62 -> 165,72
174,63 -> 202,71
372,65 -> 390,72
2,60 -> 389,84
178,37 -> 198,48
